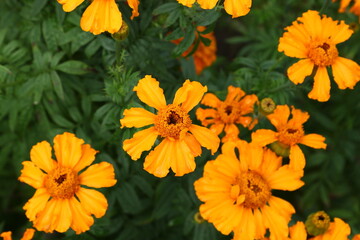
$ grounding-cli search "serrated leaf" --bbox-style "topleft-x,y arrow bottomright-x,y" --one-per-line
56,60 -> 88,75
116,182 -> 142,214
31,0 -> 48,16
42,18 -> 59,51
153,3 -> 180,15
173,27 -> 195,56
50,71 -> 64,100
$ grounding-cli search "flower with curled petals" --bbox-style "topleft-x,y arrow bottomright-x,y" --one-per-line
18,132 -> 117,234
0,229 -> 35,240
120,75 -> 220,178
251,105 -> 326,170
196,85 -> 258,142
195,140 -> 304,240
176,0 -> 252,18
278,10 -> 360,102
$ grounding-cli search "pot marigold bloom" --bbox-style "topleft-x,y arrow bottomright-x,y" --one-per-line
251,105 -> 326,170
57,0 -> 139,35
278,10 -> 360,102
194,141 -> 304,240
196,85 -> 258,142
18,132 -> 117,234
0,229 -> 35,240
120,75 -> 220,178
177,0 -> 251,18
172,26 -> 217,74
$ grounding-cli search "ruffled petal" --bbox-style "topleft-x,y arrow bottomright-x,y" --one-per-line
332,57 -> 360,90
123,127 -> 158,160
133,75 -> 166,110
69,197 -> 94,234
53,199 -> 73,233
79,162 -> 117,188
287,59 -> 314,84
143,139 -> 172,177
54,132 -> 84,169
76,188 -> 108,218
267,105 -> 290,129
0,232 -> 11,240
223,0 -> 252,18
184,133 -> 202,157
173,80 -> 208,112
225,85 -> 245,102
197,0 -> 218,9
262,202 -> 290,240
200,93 -> 221,108
222,123 -> 240,142
176,0 -> 196,7
120,108 -> 155,128
127,0 -> 140,19
80,0 -> 122,35
322,218 -> 351,240
251,129 -> 277,147
268,196 -> 295,219
196,108 -> 218,126
21,229 -> 35,240
300,133 -> 326,149
23,188 -> 51,221
328,19 -> 353,44
289,145 -> 306,170
209,123 -> 225,135
18,161 -> 46,189
278,21 -> 309,58
170,139 -> 196,177
266,165 -> 304,191
258,148 -> 282,178
234,208 -> 256,240
289,106 -> 309,126
189,124 -> 220,154
30,141 -> 55,173
308,67 -> 331,102
298,10 -> 322,39
33,199 -> 59,233
73,144 -> 98,173
57,0 -> 84,12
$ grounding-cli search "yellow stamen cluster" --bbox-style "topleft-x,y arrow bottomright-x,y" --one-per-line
154,104 -> 192,139
307,40 -> 339,67
230,171 -> 271,209
44,166 -> 80,199
278,126 -> 305,146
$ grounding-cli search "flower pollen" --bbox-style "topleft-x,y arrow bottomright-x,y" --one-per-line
218,102 -> 241,124
307,40 -> 339,67
44,166 -> 80,199
278,125 -> 305,146
231,171 -> 271,209
154,104 -> 192,139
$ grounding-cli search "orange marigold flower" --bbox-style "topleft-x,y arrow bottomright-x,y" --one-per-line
353,234 -> 360,240
251,105 -> 326,170
333,0 -> 360,18
196,85 -> 258,142
57,0 -> 139,35
194,141 -> 304,240
176,0 -> 251,18
18,132 -> 117,234
0,229 -> 35,240
278,10 -> 360,102
172,26 -> 217,74
120,75 -> 220,178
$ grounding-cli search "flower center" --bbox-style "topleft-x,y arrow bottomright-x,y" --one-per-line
154,104 -> 192,139
307,40 -> 338,67
44,166 -> 80,199
218,102 -> 240,124
230,170 -> 271,209
278,125 -> 304,146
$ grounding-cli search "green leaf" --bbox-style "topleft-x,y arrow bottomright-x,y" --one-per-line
173,27 -> 195,56
153,3 -> 180,15
116,182 -> 143,214
42,18 -> 59,51
50,71 -> 64,100
31,0 -> 48,16
56,60 -> 89,75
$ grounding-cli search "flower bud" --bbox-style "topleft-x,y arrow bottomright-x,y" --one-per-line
305,211 -> 330,236
112,21 -> 129,41
259,98 -> 276,115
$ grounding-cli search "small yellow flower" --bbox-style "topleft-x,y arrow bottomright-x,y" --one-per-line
196,85 -> 258,142
0,229 -> 35,240
18,132 -> 117,234
278,10 -> 360,102
176,0 -> 252,18
251,105 -> 326,170
121,75 -> 220,178
194,141 -> 304,240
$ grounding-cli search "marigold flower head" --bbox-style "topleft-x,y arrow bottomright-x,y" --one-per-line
172,26 -> 217,74
57,0 -> 139,35
176,0 -> 251,18
196,85 -> 258,142
120,75 -> 220,178
278,10 -> 360,102
18,132 -> 117,234
251,105 -> 327,170
333,0 -> 360,18
0,229 -> 35,240
194,140 -> 304,240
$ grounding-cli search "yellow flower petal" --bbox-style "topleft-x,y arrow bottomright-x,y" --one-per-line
0,232 -> 11,240
251,129 -> 277,147
57,0 -> 84,12
120,108 -> 155,128
222,123 -> 240,142
33,198 -> 58,233
143,139 -> 172,177
267,105 -> 290,129
133,75 -> 166,110
332,57 -> 360,90
278,24 -> 309,59
197,0 -> 218,9
73,144 -> 98,173
287,59 -> 314,85
53,199 -> 73,233
21,229 -> 35,240
268,196 -> 295,219
234,208 -> 256,240
170,139 -> 196,176
80,0 -> 122,35
123,127 -> 158,160
76,188 -> 108,218
266,165 -> 304,191
23,188 -> 50,221
289,106 -> 309,126
258,148 -> 282,177
176,0 -> 196,7
289,222 -> 307,240
289,145 -> 306,170
225,85 -> 245,102
54,132 -> 84,169
308,66 -> 331,102
200,93 -> 221,108
30,141 -> 55,173
209,123 -> 225,135
184,133 -> 202,157
18,161 -> 46,189
262,203 -> 290,240
68,197 -> 94,234
300,133 -> 327,149
224,0 -> 252,18
189,124 -> 220,154
173,80 -> 207,112
328,19 -> 353,44
322,218 -> 351,240
298,10 -> 322,39
128,0 -> 140,19
79,162 -> 117,188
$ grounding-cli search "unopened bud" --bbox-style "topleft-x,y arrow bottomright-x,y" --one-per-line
305,211 -> 330,236
112,21 -> 129,41
194,212 -> 205,224
259,98 -> 276,115
269,141 -> 290,157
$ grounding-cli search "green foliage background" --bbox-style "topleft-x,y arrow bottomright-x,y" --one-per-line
1,0 -> 360,239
